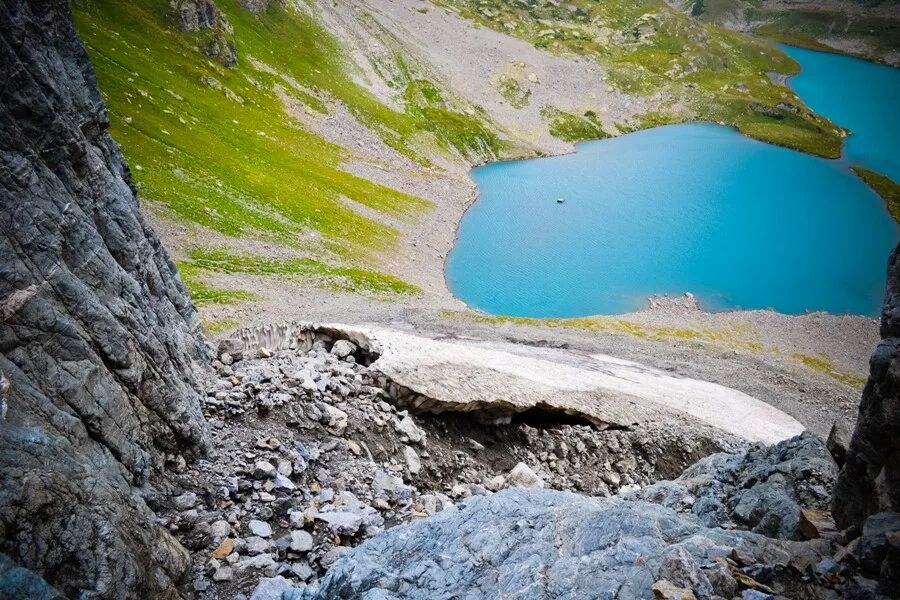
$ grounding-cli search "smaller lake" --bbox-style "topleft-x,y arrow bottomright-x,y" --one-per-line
446,122 -> 898,317
782,45 -> 900,182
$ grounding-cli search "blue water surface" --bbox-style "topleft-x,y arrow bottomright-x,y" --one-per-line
782,45 -> 900,182
446,48 -> 900,318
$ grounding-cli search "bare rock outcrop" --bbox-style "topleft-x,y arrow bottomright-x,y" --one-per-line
832,243 -> 900,593
0,0 -> 208,597
240,0 -> 283,16
169,0 -> 237,66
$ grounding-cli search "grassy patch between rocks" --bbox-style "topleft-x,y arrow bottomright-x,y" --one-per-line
793,353 -> 868,388
186,248 -> 421,297
541,106 -> 608,143
442,310 -> 764,352
178,262 -> 257,306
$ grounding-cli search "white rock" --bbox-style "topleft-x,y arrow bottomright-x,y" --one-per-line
316,511 -> 362,535
212,566 -> 233,581
245,536 -> 271,555
484,475 -> 507,491
248,519 -> 273,538
331,339 -> 357,359
273,472 -> 296,491
210,519 -> 231,538
289,530 -> 314,552
396,415 -> 425,445
403,445 -> 422,474
253,461 -> 276,480
507,462 -> 545,488
173,491 -> 197,510
321,404 -> 348,433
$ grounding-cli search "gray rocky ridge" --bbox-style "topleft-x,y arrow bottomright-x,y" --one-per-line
1,0 -> 208,597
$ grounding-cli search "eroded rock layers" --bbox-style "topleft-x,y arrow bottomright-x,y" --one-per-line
0,0 -> 208,597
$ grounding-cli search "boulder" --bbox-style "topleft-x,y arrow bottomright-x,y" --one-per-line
284,489 -> 787,600
638,432 -> 837,540
506,462 -> 545,488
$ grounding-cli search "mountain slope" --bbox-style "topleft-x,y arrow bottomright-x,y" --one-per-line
70,0 -> 852,327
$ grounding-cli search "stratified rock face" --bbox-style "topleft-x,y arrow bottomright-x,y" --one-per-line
834,243 -> 900,530
0,0 -> 208,597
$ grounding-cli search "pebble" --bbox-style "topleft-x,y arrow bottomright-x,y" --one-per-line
253,461 -> 277,480
248,519 -> 273,538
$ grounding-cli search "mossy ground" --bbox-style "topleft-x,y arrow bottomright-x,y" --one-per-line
852,167 -> 900,223
184,248 -> 421,297
436,0 -> 845,157
541,106 -> 608,143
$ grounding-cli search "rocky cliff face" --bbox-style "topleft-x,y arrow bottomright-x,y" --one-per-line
832,243 -> 900,593
0,0 -> 208,597
834,244 -> 900,528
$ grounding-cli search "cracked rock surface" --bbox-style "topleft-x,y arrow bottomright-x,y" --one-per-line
0,0 -> 208,597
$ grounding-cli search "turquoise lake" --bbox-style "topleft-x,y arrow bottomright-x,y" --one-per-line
446,48 -> 900,318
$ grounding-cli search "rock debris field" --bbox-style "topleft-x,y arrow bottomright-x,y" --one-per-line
157,330 -> 892,599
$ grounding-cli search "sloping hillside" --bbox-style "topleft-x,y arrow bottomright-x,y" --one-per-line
678,0 -> 900,66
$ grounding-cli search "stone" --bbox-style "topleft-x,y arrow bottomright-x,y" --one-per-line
316,511 -> 363,535
834,244 -> 900,531
240,553 -> 277,575
507,462 -> 545,488
403,445 -> 422,474
249,575 -> 294,600
281,489 -> 784,599
253,461 -> 277,480
640,432 -> 837,540
291,561 -> 314,581
289,530 -> 314,552
858,511 -> 900,575
331,340 -> 357,359
173,492 -> 198,511
245,536 -> 271,556
651,580 -> 697,600
396,416 -> 426,445
168,0 -> 237,66
210,519 -> 232,538
321,404 -> 349,433
741,591 -> 773,600
248,519 -> 273,538
0,2 -> 209,597
212,537 -> 234,560
658,546 -> 713,599
826,420 -> 851,467
212,565 -> 233,581
798,509 -> 837,539
273,472 -> 296,491
373,469 -> 410,500
484,475 -> 506,491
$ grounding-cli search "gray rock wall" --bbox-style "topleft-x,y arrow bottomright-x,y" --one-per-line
0,0 -> 209,597
833,243 -> 900,529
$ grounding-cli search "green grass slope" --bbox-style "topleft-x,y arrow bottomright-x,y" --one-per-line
72,0 -> 504,297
